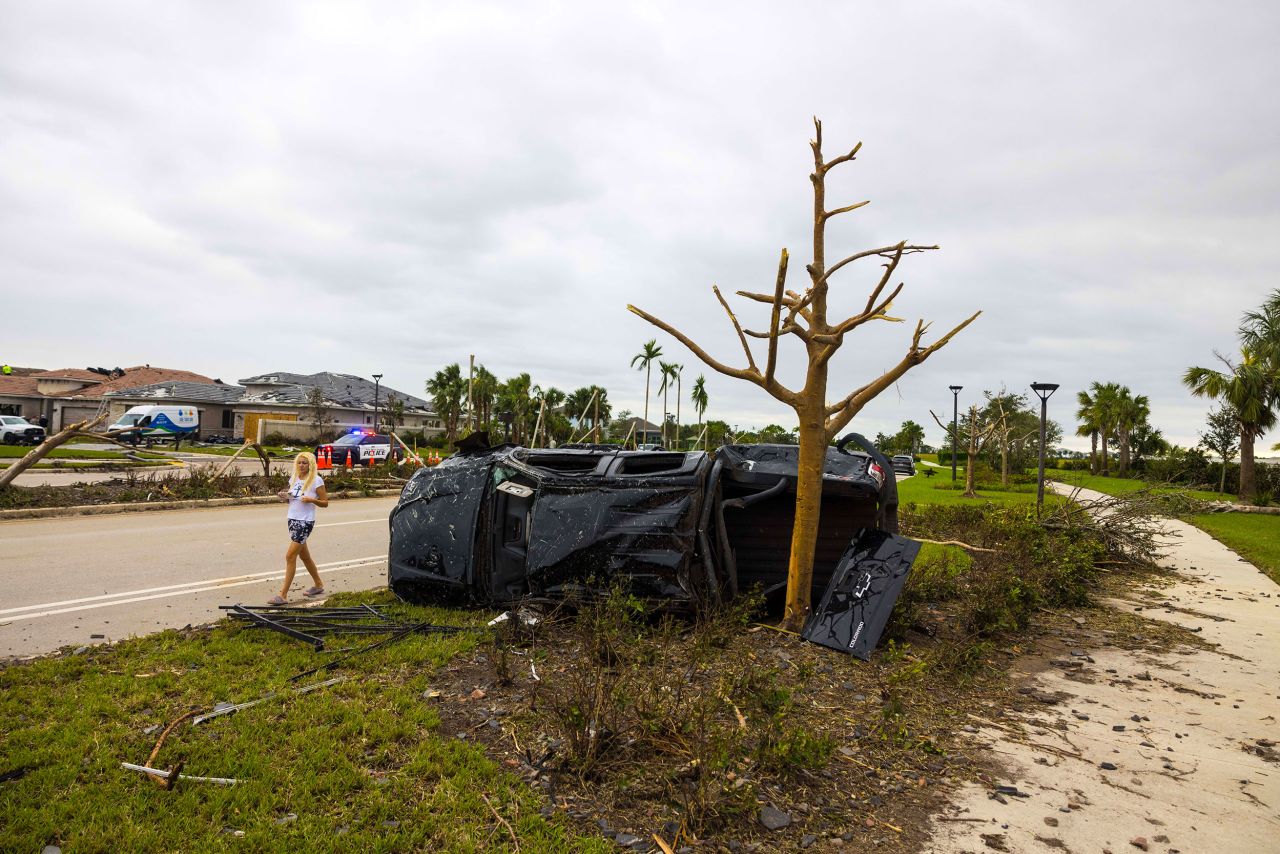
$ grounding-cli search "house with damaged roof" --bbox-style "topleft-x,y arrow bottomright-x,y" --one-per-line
0,365 -> 229,432
228,372 -> 440,442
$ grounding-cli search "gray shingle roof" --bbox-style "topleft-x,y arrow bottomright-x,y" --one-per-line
237,371 -> 432,413
105,381 -> 246,404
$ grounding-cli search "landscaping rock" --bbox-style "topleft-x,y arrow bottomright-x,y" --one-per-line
758,805 -> 792,830
800,834 -> 818,848
1100,762 -> 1118,770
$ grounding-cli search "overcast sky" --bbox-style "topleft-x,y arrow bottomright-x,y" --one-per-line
3,1 -> 1278,450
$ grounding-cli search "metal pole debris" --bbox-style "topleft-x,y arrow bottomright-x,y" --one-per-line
192,676 -> 348,725
121,763 -> 240,786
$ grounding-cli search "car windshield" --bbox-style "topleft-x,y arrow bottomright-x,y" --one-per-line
2,416 -> 27,425
333,434 -> 367,446
115,414 -> 144,426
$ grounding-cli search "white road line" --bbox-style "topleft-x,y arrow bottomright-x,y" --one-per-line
0,558 -> 387,623
316,518 -> 385,528
0,555 -> 387,616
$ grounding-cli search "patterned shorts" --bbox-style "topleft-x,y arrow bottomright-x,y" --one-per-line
288,519 -> 315,544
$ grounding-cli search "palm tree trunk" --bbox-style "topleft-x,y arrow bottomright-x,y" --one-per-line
643,366 -> 651,446
1100,431 -> 1110,476
676,376 -> 682,451
662,387 -> 669,447
1239,427 -> 1256,504
1120,432 -> 1131,474
1090,431 -> 1098,475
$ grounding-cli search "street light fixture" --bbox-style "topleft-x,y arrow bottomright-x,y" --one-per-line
1030,382 -> 1060,512
948,385 -> 962,482
372,374 -> 383,433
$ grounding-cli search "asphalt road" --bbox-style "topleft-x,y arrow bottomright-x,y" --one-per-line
0,495 -> 399,658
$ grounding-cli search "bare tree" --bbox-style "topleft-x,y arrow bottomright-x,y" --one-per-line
629,119 -> 980,628
931,406 -> 999,498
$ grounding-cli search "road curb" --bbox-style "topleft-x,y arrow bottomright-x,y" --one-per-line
0,489 -> 403,522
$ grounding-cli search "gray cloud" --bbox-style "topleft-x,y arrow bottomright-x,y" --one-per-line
2,1 -> 1278,451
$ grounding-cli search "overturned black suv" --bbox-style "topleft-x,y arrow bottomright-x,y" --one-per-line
388,435 -> 921,658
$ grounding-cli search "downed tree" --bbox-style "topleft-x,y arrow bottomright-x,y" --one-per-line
630,118 -> 980,629
0,412 -> 111,489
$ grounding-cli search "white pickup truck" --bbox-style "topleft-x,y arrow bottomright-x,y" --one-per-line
0,415 -> 46,445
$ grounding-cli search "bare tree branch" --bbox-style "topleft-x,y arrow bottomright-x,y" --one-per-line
823,199 -> 870,219
765,249 -> 789,386
627,305 -> 761,384
745,324 -> 809,342
711,285 -> 759,373
824,311 -> 982,433
819,243 -> 937,287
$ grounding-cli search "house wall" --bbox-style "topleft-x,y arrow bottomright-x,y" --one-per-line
0,394 -> 45,420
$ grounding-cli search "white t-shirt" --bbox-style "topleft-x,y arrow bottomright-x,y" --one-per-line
287,474 -> 324,522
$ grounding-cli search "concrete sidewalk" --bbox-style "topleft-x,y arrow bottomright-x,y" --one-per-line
929,484 -> 1280,853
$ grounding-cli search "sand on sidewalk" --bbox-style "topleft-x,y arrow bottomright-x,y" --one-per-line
928,485 -> 1280,854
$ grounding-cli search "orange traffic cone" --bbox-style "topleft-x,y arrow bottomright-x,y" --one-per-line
345,451 -> 353,470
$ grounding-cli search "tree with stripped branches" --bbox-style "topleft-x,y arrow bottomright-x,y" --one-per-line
629,119 -> 980,628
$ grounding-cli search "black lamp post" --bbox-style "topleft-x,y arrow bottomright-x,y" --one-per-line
1030,382 -> 1060,512
949,385 -> 962,482
372,374 -> 383,433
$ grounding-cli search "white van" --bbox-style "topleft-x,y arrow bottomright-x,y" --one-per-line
109,405 -> 200,444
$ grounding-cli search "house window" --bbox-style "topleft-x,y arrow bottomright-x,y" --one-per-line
0,404 -> 20,416
222,409 -> 233,429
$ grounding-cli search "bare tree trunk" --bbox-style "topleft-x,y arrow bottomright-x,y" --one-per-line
964,410 -> 979,498
1239,427 -> 1256,504
1220,458 -> 1228,495
784,404 -> 827,627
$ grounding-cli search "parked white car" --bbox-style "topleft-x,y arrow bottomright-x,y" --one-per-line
0,415 -> 46,445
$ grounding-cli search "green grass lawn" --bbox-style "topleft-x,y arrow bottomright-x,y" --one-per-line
896,470 -> 1054,507
1188,513 -> 1280,585
0,591 -> 604,852
1047,470 -> 1225,502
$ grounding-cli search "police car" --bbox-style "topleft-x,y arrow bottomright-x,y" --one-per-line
317,430 -> 405,467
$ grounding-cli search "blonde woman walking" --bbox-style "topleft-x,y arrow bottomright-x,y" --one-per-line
269,451 -> 329,604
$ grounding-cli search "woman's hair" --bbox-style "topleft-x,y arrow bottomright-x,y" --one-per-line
292,452 -> 319,495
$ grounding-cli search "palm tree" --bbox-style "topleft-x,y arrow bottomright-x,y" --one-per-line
691,375 -> 709,449
1240,289 -> 1280,362
1085,382 -> 1122,476
1115,389 -> 1150,475
672,364 -> 684,450
657,361 -> 678,447
588,385 -> 612,442
471,365 -> 499,434
631,340 -> 662,445
1184,349 -> 1279,503
426,364 -> 466,442
1075,389 -> 1101,475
